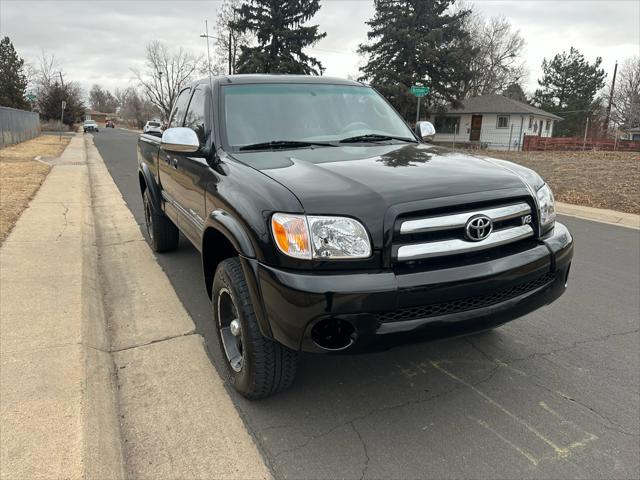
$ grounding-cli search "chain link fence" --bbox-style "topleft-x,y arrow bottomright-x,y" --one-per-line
0,107 -> 41,148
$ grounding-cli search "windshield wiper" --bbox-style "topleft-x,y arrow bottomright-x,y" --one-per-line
338,134 -> 416,144
238,140 -> 336,151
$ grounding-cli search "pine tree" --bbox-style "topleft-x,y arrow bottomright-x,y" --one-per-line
39,82 -> 85,126
0,36 -> 29,110
503,83 -> 528,103
534,47 -> 606,137
231,0 -> 326,75
358,0 -> 476,122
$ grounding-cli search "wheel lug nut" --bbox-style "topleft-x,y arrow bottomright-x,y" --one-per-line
230,319 -> 241,337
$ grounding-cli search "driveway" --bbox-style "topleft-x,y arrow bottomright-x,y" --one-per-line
94,128 -> 639,479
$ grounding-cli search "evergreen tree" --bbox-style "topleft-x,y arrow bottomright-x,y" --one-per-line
231,0 -> 326,75
39,82 -> 85,126
0,36 -> 28,109
358,0 -> 476,122
534,47 -> 606,137
503,83 -> 528,103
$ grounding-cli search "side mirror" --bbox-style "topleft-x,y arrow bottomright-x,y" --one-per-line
160,127 -> 199,153
415,121 -> 436,142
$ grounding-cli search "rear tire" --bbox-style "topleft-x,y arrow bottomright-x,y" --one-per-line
143,189 -> 179,252
213,257 -> 298,399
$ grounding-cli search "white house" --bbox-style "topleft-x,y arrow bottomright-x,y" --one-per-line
427,94 -> 563,151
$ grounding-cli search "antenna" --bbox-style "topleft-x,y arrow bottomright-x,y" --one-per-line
200,20 -> 214,95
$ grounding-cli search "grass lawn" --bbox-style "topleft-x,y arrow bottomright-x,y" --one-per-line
0,135 -> 71,243
484,150 -> 640,214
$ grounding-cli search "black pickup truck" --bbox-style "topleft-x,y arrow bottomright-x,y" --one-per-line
138,75 -> 573,399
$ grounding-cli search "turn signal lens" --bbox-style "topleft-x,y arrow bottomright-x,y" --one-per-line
271,213 -> 311,259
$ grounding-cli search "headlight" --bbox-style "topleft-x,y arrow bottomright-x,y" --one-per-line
536,183 -> 556,227
307,216 -> 371,259
271,213 -> 371,260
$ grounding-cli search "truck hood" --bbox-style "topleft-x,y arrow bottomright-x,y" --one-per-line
231,143 -> 534,246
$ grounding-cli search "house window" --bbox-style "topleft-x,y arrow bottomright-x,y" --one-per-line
434,116 -> 460,134
528,116 -> 534,129
545,120 -> 551,131
533,122 -> 538,133
497,115 -> 509,128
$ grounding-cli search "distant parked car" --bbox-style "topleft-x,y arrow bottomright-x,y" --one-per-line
143,121 -> 162,135
106,120 -> 115,128
83,120 -> 99,133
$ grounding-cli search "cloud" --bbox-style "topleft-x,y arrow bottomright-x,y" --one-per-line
1,0 -> 636,98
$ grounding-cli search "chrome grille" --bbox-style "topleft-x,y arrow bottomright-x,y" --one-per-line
395,202 -> 534,262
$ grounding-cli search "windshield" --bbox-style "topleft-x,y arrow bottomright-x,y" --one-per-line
84,121 -> 96,125
222,83 -> 414,149
148,122 -> 160,127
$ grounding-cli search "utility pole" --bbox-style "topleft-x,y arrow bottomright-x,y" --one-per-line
59,71 -> 64,87
228,30 -> 233,75
59,100 -> 66,141
603,60 -> 618,134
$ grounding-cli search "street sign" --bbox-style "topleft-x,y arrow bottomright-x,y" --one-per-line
410,85 -> 430,97
61,100 -> 66,110
26,93 -> 36,102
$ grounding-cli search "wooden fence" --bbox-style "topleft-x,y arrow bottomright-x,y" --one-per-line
523,134 -> 640,152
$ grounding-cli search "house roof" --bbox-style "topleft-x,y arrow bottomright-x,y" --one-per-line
444,94 -> 563,121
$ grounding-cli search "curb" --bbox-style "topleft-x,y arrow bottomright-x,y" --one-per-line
556,202 -> 639,230
84,136 -> 271,479
80,135 -> 126,480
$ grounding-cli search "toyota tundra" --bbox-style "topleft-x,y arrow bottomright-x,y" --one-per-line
137,75 -> 573,399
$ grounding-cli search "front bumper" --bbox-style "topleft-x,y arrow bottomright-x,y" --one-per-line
241,222 -> 573,353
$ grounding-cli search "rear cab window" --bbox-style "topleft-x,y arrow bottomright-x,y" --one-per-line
168,88 -> 192,128
184,86 -> 210,145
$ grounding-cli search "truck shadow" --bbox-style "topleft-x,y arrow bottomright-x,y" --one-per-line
149,235 -> 614,480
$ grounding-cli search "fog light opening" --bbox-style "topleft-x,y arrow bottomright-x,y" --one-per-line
311,318 -> 356,351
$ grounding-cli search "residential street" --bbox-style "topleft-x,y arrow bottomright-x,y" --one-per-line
94,127 -> 639,479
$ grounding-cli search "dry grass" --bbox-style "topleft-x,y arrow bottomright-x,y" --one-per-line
484,150 -> 640,214
0,135 -> 71,243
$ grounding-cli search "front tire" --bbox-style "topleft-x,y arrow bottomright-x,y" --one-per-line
143,189 -> 179,252
213,257 -> 298,399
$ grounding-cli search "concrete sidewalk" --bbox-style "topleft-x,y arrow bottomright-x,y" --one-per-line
1,134 -> 270,479
1,134 -> 123,479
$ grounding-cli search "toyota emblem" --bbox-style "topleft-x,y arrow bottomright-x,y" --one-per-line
465,215 -> 493,241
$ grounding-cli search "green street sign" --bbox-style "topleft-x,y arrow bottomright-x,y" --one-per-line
26,94 -> 36,102
410,85 -> 430,97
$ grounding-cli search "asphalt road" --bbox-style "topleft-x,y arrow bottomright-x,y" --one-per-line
94,128 -> 640,479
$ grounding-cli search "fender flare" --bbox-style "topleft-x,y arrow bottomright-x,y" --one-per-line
204,209 -> 256,258
139,163 -> 162,211
202,211 -> 274,339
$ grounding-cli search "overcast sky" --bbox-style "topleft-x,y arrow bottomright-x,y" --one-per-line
1,0 -> 638,99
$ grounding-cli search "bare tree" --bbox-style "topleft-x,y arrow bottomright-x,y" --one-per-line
611,56 -> 640,132
89,84 -> 118,112
462,13 -> 527,97
33,50 -> 63,94
115,86 -> 161,128
211,0 -> 253,75
30,50 -> 85,123
132,41 -> 202,120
